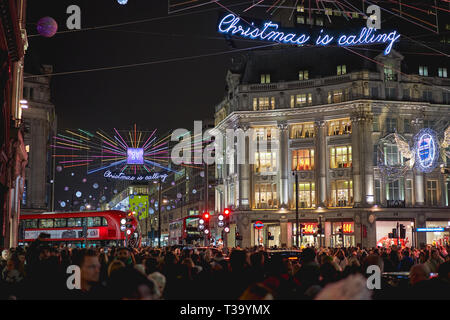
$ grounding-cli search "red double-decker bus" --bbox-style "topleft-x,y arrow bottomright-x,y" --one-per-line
18,210 -> 141,248
168,215 -> 204,246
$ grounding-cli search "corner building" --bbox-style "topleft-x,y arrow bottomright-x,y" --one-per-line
214,46 -> 450,249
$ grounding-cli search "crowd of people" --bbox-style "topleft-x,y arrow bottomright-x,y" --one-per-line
1,235 -> 450,300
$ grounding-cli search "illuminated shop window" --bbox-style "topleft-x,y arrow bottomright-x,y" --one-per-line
297,5 -> 304,12
297,15 -> 305,24
337,65 -> 347,75
290,123 -> 315,139
254,127 -> 277,141
328,118 -> 351,136
292,149 -> 315,171
427,180 -> 438,206
330,146 -> 352,168
255,152 -> 277,173
254,183 -> 278,209
253,97 -> 275,111
260,74 -> 271,84
294,182 -> 316,208
331,180 -> 353,207
325,8 -> 333,15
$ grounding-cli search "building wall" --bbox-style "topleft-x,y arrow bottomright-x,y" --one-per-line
21,67 -> 57,213
214,49 -> 450,248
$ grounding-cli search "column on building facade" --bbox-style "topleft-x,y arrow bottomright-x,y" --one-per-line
278,121 -> 289,208
236,214 -> 251,248
363,113 -> 375,206
351,116 -> 362,206
412,118 -> 425,205
237,125 -> 250,210
280,220 -> 288,248
315,121 -> 327,206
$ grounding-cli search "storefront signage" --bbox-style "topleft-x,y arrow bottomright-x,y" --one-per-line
254,221 -> 264,229
104,170 -> 168,182
415,227 -> 445,232
343,223 -> 354,234
302,223 -> 317,234
218,14 -> 400,55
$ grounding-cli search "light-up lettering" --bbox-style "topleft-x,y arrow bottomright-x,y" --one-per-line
218,14 -> 400,55
104,170 -> 168,182
343,223 -> 354,234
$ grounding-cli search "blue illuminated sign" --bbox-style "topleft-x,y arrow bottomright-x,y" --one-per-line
415,228 -> 445,232
218,14 -> 400,55
127,148 -> 144,165
414,128 -> 439,173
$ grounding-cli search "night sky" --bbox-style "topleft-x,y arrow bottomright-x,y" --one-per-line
25,0 -> 265,210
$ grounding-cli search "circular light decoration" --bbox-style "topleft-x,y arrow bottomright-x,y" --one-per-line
37,16 -> 58,38
177,193 -> 182,199
89,195 -> 92,199
130,195 -> 134,199
80,206 -> 85,211
64,186 -> 69,191
376,133 -> 410,182
56,166 -> 62,172
75,191 -> 82,198
192,189 -> 197,194
60,201 -> 66,208
101,196 -> 106,201
82,178 -> 87,183
93,183 -> 99,189
414,128 -> 440,173
71,172 -> 75,176
113,189 -> 118,194
117,0 -> 128,5
171,181 -> 176,186
149,208 -> 154,215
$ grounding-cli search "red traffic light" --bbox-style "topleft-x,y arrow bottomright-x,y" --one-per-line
203,212 -> 210,220
223,208 -> 231,215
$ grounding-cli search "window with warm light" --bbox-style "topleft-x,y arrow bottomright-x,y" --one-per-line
328,90 -> 344,103
294,182 -> 315,208
298,70 -> 309,80
337,65 -> 347,75
254,183 -> 278,209
254,126 -> 277,141
291,93 -> 312,107
331,180 -> 353,207
328,118 -> 352,136
253,97 -> 275,111
292,149 -> 315,171
330,146 -> 352,169
255,152 -> 277,173
261,74 -> 271,84
290,123 -> 315,139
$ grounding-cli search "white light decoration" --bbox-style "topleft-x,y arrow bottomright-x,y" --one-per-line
414,128 -> 439,173
75,191 -> 82,198
117,0 -> 128,5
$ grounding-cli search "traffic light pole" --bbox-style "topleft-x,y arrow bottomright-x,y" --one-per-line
158,178 -> 162,248
294,171 -> 299,248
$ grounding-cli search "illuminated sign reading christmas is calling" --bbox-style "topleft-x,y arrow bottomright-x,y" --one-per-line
218,14 -> 401,55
